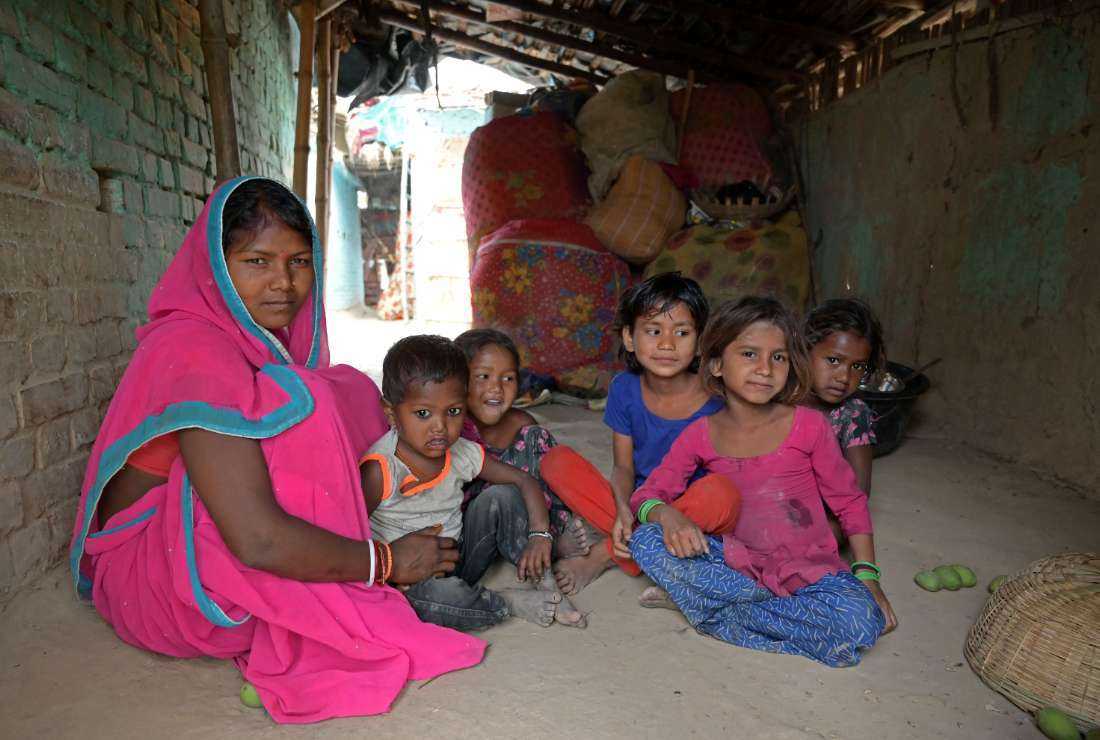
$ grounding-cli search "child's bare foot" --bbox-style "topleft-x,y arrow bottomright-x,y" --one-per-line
553,543 -> 613,596
536,570 -> 586,628
638,585 -> 678,610
552,516 -> 591,560
499,588 -> 560,627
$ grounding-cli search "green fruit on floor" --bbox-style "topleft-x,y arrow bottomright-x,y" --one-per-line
988,575 -> 1009,593
933,565 -> 962,591
240,682 -> 263,709
914,570 -> 941,591
951,564 -> 977,588
1036,707 -> 1081,740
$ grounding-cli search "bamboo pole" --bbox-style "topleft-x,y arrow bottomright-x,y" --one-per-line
292,1 -> 317,198
314,18 -> 333,247
198,0 -> 241,181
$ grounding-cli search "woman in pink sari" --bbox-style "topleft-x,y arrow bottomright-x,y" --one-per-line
69,177 -> 484,723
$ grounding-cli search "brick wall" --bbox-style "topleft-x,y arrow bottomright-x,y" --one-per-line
0,0 -> 298,601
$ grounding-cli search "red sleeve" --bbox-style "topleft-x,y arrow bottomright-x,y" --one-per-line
808,410 -> 873,536
629,419 -> 706,514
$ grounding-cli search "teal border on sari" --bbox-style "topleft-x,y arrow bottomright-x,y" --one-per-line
205,176 -> 325,369
69,364 -> 314,598
180,472 -> 251,628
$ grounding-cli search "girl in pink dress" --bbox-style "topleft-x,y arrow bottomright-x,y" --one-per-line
628,297 -> 898,667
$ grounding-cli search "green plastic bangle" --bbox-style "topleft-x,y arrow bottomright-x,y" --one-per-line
637,499 -> 664,524
851,560 -> 881,577
854,570 -> 880,583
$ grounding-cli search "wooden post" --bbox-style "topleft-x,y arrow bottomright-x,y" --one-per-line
292,1 -> 317,199
199,0 -> 241,181
314,18 -> 333,247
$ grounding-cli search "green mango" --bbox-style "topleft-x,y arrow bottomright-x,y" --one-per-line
914,570 -> 941,591
988,575 -> 1009,593
933,565 -> 962,591
951,564 -> 977,588
1036,707 -> 1081,740
240,682 -> 263,709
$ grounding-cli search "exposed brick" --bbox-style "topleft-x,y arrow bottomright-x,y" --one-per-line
54,34 -> 89,81
91,136 -> 140,176
30,333 -> 66,375
178,164 -> 204,196
35,417 -> 70,467
20,17 -> 55,63
94,320 -> 122,360
134,84 -> 155,123
105,31 -> 147,84
181,136 -> 208,169
78,88 -> 128,139
46,289 -> 74,325
70,407 -> 102,451
21,374 -> 88,425
140,151 -> 157,183
89,363 -> 121,404
0,541 -> 14,598
68,2 -> 104,47
26,62 -> 79,116
128,112 -> 164,153
0,396 -> 17,440
45,500 -> 77,561
65,327 -> 96,366
0,138 -> 40,190
157,157 -> 175,189
40,153 -> 100,207
8,517 -> 48,579
86,53 -> 113,97
144,185 -> 179,218
125,4 -> 148,50
110,68 -> 134,110
0,4 -> 19,39
0,434 -> 34,479
0,341 -> 31,387
0,481 -> 23,536
163,130 -> 182,159
53,119 -> 91,159
148,31 -> 170,66
181,86 -> 206,120
149,61 -> 179,100
156,96 -> 174,129
0,87 -> 31,139
122,178 -> 143,213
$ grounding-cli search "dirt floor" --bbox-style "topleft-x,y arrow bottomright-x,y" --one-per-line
2,313 -> 1097,739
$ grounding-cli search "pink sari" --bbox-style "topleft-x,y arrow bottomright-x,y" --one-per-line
69,177 -> 484,723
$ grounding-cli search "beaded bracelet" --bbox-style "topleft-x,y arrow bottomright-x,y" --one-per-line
637,499 -> 664,524
381,541 -> 393,584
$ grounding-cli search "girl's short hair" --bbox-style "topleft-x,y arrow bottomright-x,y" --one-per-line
453,328 -> 521,369
381,335 -> 470,405
614,272 -> 710,374
803,298 -> 886,373
222,178 -> 312,254
698,296 -> 811,404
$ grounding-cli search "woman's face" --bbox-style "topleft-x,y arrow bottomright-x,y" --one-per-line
225,220 -> 314,331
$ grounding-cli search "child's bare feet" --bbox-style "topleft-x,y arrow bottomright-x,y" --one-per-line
638,585 -> 678,610
553,541 -> 613,595
536,570 -> 586,628
552,516 -> 591,560
499,588 -> 560,627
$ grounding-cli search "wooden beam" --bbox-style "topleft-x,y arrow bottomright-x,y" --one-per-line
316,0 -> 352,21
291,1 -> 316,199
641,0 -> 858,50
377,9 -> 609,84
875,0 -> 925,10
392,0 -> 716,82
198,0 -> 241,181
315,18 -> 333,245
470,0 -> 804,82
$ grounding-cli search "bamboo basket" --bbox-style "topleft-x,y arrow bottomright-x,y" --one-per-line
691,185 -> 794,222
964,552 -> 1100,733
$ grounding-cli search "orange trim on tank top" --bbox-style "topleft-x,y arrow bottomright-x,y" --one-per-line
359,453 -> 394,501
400,449 -> 452,497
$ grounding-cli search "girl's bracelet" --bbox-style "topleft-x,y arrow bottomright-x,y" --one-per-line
637,499 -> 665,524
851,561 -> 881,582
527,530 -> 553,542
380,541 -> 393,584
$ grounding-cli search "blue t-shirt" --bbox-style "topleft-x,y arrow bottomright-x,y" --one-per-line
602,372 -> 725,490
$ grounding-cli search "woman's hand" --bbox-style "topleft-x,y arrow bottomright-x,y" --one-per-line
517,535 -> 552,582
864,580 -> 898,634
610,505 -> 634,560
652,506 -> 707,558
388,525 -> 461,585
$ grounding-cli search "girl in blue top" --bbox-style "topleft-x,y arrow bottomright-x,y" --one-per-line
542,273 -> 724,596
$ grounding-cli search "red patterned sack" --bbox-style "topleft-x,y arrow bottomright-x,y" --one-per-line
470,219 -> 630,391
670,84 -> 774,187
462,112 -> 591,260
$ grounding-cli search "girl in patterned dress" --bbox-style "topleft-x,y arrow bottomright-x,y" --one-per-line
802,298 -> 885,498
454,329 -> 591,561
629,297 -> 897,667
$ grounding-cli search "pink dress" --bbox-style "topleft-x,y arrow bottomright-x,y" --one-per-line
630,406 -> 872,596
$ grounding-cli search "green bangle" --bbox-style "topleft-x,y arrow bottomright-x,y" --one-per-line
851,560 -> 881,577
637,499 -> 664,524
854,570 -> 880,583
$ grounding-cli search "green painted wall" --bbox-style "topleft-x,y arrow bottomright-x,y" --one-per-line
800,15 -> 1099,495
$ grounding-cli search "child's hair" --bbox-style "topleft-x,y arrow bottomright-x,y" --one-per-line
699,296 -> 811,404
614,271 -> 710,374
222,178 -> 312,254
803,298 -> 886,373
381,335 -> 470,405
453,328 -> 521,369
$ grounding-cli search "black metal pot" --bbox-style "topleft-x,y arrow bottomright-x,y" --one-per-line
856,361 -> 931,458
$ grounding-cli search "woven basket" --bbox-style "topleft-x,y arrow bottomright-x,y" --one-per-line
965,552 -> 1100,733
692,185 -> 794,222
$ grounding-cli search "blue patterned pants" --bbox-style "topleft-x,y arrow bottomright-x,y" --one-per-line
630,524 -> 885,667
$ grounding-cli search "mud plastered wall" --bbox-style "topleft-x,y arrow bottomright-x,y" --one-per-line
0,0 -> 297,600
800,13 -> 1099,496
